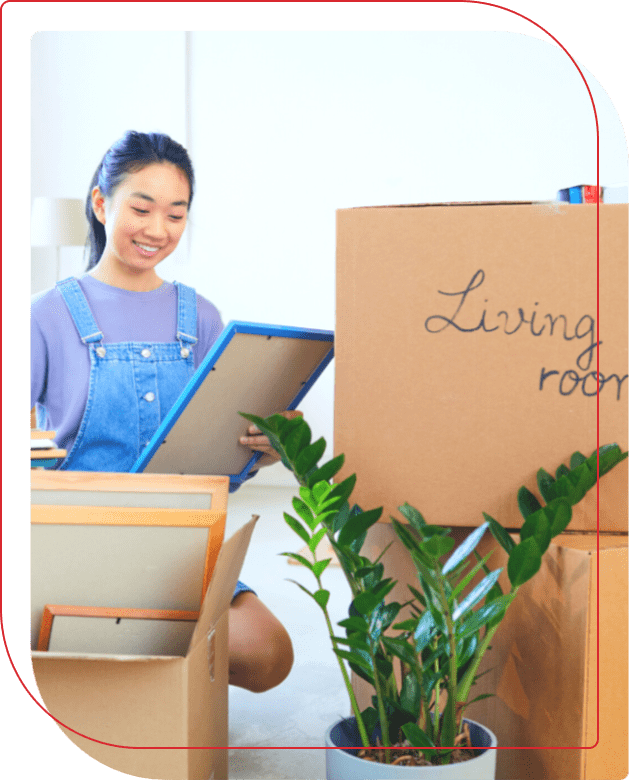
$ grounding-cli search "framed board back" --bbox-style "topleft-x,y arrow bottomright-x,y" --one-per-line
130,321 -> 334,486
30,471 -> 228,651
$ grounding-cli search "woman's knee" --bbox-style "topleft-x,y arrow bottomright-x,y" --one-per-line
228,592 -> 294,692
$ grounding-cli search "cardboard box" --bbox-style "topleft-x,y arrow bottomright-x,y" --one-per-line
335,202 -> 628,531
31,471 -> 256,780
468,532 -> 628,780
351,524 -> 628,780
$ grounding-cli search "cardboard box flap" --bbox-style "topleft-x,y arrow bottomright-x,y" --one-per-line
343,200 -> 545,211
189,515 -> 258,652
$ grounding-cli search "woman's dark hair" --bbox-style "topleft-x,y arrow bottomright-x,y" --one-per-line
85,131 -> 195,270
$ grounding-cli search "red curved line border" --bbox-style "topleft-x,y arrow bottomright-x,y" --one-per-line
2,0 -> 603,756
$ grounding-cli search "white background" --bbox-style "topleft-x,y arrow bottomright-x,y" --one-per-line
27,10 -> 628,486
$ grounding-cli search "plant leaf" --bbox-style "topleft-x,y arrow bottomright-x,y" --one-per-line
536,468 -> 556,503
312,480 -> 333,504
337,507 -> 383,546
277,415 -> 306,442
570,451 -> 587,470
292,497 -> 316,529
413,609 -> 437,653
517,486 -> 542,521
286,578 -> 319,602
332,634 -> 371,652
401,722 -> 437,759
279,551 -> 313,571
547,497 -> 572,537
397,503 -> 428,534
507,537 -> 543,587
328,474 -> 357,506
450,550 -> 494,601
460,693 -> 495,712
368,601 -> 401,643
452,569 -> 502,621
556,463 -> 570,480
331,501 -> 350,534
424,534 -> 455,560
484,512 -> 516,554
309,526 -> 328,555
519,508 -> 552,555
283,419 -> 311,460
392,617 -> 417,632
298,485 -> 317,511
400,671 -> 422,721
307,454 -> 345,488
313,588 -> 330,610
313,558 -> 332,578
442,522 -> 489,574
392,519 -> 422,556
455,595 -> 512,640
295,437 -> 327,476
598,444 -> 628,477
381,636 -> 419,667
333,648 -> 373,673
352,579 -> 397,616
338,616 -> 368,633
283,512 -> 311,546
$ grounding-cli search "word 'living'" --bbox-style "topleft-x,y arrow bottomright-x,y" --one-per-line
424,270 -> 627,399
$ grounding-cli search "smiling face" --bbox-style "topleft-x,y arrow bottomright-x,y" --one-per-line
91,162 -> 190,287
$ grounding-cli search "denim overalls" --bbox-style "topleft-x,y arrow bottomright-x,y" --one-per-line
53,277 -> 253,600
56,276 -> 198,472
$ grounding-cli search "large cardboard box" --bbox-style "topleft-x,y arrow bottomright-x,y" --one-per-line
31,471 -> 256,780
335,203 -> 628,531
352,524 -> 628,780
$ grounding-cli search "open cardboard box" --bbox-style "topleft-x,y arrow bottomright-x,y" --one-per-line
31,471 -> 256,780
335,202 -> 628,531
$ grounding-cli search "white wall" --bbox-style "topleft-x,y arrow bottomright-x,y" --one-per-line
31,31 -> 187,290
30,30 -> 628,485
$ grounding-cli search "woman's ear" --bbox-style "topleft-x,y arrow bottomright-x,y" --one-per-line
91,187 -> 107,225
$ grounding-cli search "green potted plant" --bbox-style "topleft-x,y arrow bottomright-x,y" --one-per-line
241,411 -> 627,779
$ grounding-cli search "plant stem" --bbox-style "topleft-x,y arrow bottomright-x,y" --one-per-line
436,564 -> 458,748
431,636 -> 441,743
368,647 -> 392,761
322,606 -> 371,748
313,541 -> 370,750
456,588 -> 518,716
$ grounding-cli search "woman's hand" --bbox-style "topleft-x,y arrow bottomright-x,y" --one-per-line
239,410 -> 303,467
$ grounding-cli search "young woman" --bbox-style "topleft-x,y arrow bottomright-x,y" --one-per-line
31,130 -> 294,692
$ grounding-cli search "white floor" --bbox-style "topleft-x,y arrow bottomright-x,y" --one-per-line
224,483 -> 353,780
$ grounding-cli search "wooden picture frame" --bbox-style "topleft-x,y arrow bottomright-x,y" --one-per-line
31,429 -> 66,467
37,605 -> 200,654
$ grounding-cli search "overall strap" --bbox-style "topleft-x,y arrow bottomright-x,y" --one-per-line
174,282 -> 198,345
56,277 -> 104,344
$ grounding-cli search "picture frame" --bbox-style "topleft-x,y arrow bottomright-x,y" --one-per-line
36,604 -> 199,652
130,320 -> 334,488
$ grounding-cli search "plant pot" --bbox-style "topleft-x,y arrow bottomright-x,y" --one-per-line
325,717 -> 497,780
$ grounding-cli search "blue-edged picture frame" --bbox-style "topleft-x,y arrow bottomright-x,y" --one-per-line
130,321 -> 334,489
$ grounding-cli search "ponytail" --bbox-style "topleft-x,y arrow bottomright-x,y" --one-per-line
85,162 -> 107,270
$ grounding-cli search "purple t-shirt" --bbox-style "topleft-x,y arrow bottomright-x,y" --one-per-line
31,275 -> 224,454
